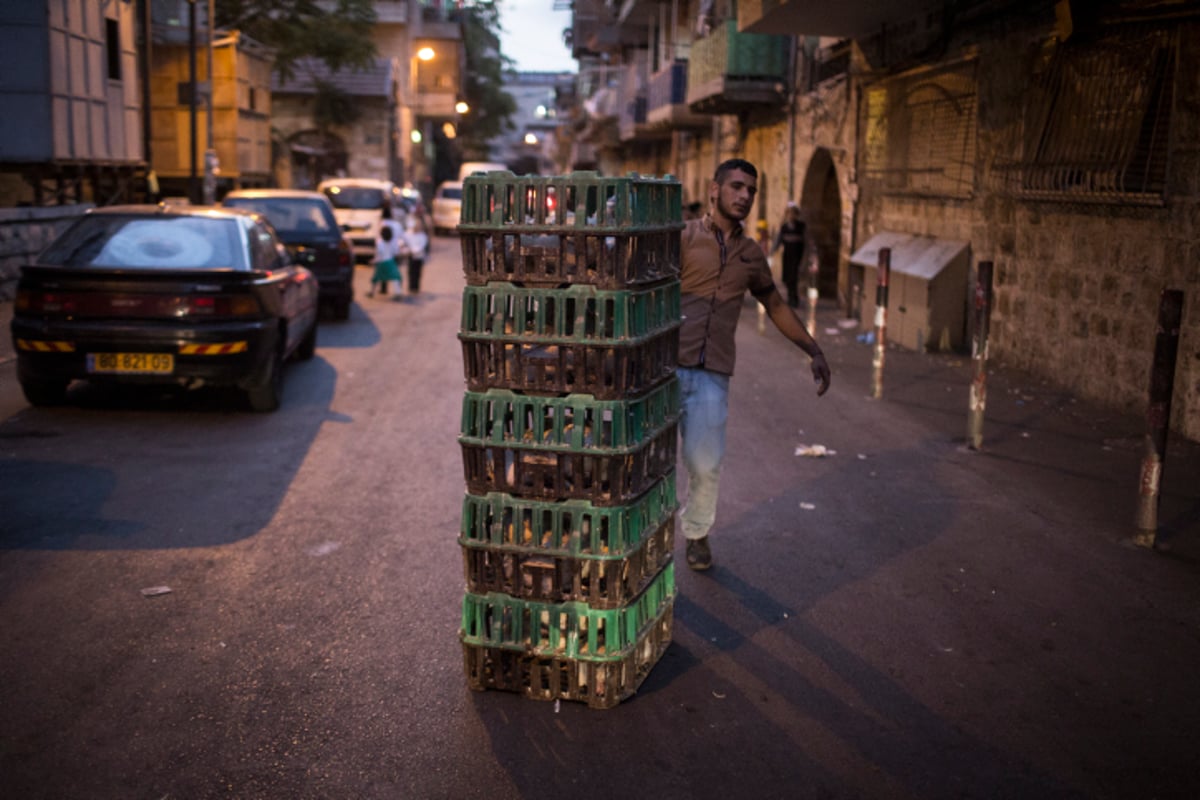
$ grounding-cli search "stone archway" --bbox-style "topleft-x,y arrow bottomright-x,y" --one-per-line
799,148 -> 842,300
287,130 -> 348,190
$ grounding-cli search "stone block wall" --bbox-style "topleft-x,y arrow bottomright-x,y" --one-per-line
851,18 -> 1200,442
0,205 -> 91,300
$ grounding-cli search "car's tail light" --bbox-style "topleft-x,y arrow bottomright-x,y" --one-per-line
16,289 -> 262,319
338,237 -> 352,266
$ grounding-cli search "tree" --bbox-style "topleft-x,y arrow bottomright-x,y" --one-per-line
457,1 -> 517,160
213,0 -> 377,130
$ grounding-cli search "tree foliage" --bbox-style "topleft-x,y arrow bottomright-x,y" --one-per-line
213,0 -> 378,81
457,1 -> 517,159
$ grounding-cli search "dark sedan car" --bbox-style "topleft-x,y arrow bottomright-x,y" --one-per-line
221,189 -> 354,320
10,205 -> 319,412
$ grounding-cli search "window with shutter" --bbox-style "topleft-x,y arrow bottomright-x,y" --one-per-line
860,61 -> 978,200
994,24 -> 1176,205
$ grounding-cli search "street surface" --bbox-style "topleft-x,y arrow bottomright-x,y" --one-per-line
2,235 -> 1200,799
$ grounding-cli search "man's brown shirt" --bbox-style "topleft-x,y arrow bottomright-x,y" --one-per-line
678,215 -> 775,376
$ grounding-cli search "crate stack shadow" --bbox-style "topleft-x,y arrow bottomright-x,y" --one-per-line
456,171 -> 683,708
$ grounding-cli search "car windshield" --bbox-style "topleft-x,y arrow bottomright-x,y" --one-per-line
39,215 -> 247,270
322,186 -> 388,210
223,197 -> 337,237
439,186 -> 463,201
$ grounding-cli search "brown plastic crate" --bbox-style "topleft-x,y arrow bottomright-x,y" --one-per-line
462,599 -> 673,709
460,327 -> 679,400
461,423 -> 677,506
461,518 -> 674,608
460,229 -> 680,289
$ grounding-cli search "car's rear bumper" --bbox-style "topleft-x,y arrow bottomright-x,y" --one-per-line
11,318 -> 279,387
314,271 -> 354,302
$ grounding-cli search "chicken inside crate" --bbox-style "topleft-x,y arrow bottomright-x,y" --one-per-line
462,596 -> 675,709
459,474 -> 678,607
461,229 -> 681,289
460,563 -> 676,709
460,328 -> 679,400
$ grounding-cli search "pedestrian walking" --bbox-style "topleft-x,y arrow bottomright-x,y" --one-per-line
404,215 -> 429,294
771,201 -> 809,308
367,224 -> 402,298
678,159 -> 831,571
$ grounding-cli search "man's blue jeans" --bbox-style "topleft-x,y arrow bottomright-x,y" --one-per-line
677,367 -> 730,542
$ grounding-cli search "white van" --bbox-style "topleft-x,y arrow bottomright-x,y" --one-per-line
317,178 -> 404,262
458,162 -> 509,181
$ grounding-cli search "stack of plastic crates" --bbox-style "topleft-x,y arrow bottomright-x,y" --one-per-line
457,171 -> 683,708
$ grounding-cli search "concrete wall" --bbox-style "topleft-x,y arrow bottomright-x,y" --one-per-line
0,204 -> 91,300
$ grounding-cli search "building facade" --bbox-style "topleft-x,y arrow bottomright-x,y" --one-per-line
564,0 -> 1200,442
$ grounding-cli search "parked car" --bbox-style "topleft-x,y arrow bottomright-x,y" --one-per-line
221,189 -> 354,320
431,180 -> 463,235
10,205 -> 319,412
458,161 -> 508,181
317,177 -> 405,262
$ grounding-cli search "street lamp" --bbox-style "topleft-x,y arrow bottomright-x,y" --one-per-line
406,45 -> 437,186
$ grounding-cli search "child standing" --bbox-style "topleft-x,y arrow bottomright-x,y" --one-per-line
368,224 -> 401,298
403,216 -> 429,294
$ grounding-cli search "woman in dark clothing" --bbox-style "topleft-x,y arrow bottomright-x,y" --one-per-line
772,203 -> 807,308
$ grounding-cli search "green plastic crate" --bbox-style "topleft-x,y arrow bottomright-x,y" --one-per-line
459,380 -> 679,453
460,472 -> 677,556
460,325 -> 679,400
459,171 -> 683,233
459,562 -> 675,660
462,598 -> 673,709
460,518 -> 673,608
460,422 -> 677,506
459,281 -> 680,344
460,229 -> 680,288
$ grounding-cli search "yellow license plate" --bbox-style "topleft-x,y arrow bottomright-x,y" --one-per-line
87,352 -> 174,374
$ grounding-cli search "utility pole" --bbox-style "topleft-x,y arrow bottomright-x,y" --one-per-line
188,0 -> 198,203
203,0 -> 217,204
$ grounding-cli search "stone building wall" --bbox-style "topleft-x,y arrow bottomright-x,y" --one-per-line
606,8 -> 1198,441
853,16 -> 1200,441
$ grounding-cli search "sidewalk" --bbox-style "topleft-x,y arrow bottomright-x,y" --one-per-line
797,299 -> 1200,560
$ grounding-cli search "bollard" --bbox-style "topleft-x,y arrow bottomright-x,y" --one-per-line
757,220 -> 770,335
806,256 -> 819,337
967,261 -> 994,450
871,248 -> 890,399
1134,289 -> 1184,547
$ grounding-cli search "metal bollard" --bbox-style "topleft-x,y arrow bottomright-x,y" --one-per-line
967,261 -> 994,450
871,248 -> 890,399
1134,288 -> 1184,547
806,257 -> 819,336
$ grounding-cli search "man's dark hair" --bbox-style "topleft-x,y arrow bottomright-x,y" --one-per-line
380,225 -> 394,242
714,158 -> 757,183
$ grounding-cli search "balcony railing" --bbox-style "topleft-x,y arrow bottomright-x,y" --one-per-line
647,60 -> 710,129
687,20 -> 790,114
618,93 -> 648,141
617,60 -> 667,142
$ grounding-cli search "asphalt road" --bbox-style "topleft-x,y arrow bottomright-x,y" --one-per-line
2,235 -> 1200,799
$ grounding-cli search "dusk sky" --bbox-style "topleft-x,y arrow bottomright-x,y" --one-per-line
499,0 -> 576,72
